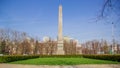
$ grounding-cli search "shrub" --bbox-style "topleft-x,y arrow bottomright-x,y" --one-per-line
0,55 -> 39,63
82,54 -> 120,62
39,55 -> 83,58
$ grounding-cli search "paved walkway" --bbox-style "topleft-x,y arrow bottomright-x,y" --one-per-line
0,64 -> 120,68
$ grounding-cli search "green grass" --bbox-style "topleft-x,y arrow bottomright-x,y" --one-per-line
9,58 -> 120,65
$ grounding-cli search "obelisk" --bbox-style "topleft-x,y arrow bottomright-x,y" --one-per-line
57,1 -> 64,55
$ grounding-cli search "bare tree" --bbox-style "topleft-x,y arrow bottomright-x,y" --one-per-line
100,0 -> 120,19
64,40 -> 77,55
34,40 -> 39,54
117,44 -> 120,54
103,40 -> 109,54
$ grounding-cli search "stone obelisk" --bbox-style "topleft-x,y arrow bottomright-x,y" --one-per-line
57,1 -> 64,55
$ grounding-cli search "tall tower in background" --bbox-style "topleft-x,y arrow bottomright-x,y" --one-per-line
57,0 -> 64,55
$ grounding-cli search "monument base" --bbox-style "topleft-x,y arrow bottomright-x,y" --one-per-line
56,40 -> 64,55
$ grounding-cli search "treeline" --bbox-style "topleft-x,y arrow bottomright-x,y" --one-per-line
0,28 -> 58,55
0,28 -> 120,55
81,40 -> 120,54
0,28 -> 77,55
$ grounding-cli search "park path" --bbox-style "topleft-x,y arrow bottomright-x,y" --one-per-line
0,64 -> 120,68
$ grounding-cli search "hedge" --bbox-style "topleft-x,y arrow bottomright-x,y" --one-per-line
0,54 -> 120,63
39,55 -> 83,58
82,54 -> 120,62
0,55 -> 39,63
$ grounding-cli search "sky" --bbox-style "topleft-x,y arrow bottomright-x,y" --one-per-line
0,0 -> 120,43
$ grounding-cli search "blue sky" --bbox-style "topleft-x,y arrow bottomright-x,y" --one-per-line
0,0 -> 120,43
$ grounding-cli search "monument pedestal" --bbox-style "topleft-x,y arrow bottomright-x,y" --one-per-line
56,40 -> 64,55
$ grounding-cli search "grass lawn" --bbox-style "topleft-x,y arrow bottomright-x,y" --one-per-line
9,58 -> 120,65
